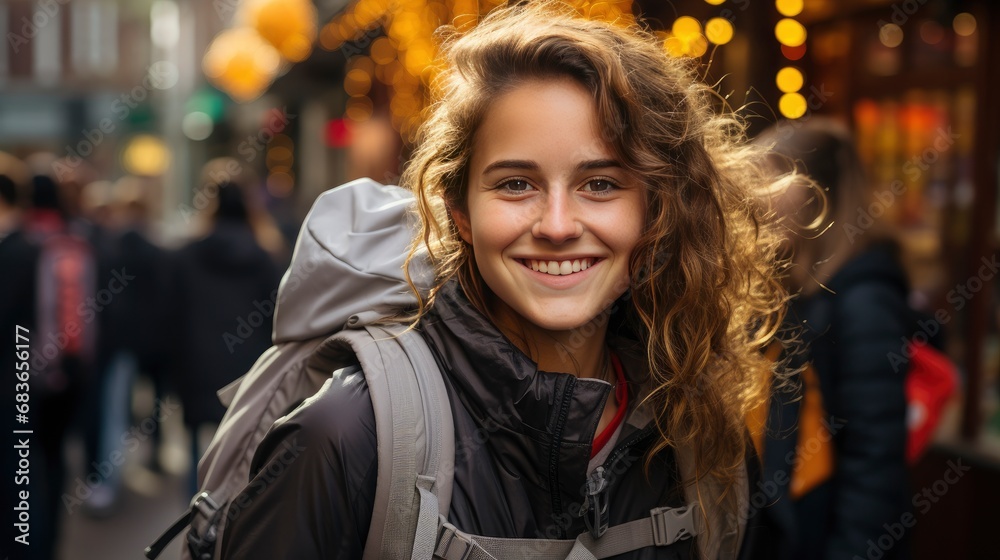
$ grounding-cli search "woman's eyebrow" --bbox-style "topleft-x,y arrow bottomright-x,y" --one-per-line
481,158 -> 623,174
482,159 -> 538,174
577,159 -> 623,171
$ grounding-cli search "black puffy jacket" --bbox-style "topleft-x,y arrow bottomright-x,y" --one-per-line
220,281 -> 766,559
761,241 -> 912,560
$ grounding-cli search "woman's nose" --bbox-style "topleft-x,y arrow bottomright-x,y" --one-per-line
531,192 -> 583,243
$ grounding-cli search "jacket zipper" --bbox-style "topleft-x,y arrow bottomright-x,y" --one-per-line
582,427 -> 655,538
547,374 -> 577,529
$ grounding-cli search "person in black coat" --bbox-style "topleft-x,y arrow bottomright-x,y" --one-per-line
0,159 -> 42,558
171,177 -> 281,492
756,120 -> 912,560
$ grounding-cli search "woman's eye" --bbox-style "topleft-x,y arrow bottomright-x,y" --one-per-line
498,179 -> 532,193
582,179 -> 618,194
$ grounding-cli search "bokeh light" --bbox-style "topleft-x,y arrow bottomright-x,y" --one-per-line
776,67 -> 804,93
879,23 -> 904,48
242,0 -> 318,63
953,13 -> 977,37
202,28 -> 282,102
122,135 -> 170,176
775,18 -> 807,47
775,0 -> 804,17
181,112 -> 214,141
705,18 -> 734,45
781,43 -> 807,60
919,20 -> 944,45
672,16 -> 702,40
779,92 -> 808,119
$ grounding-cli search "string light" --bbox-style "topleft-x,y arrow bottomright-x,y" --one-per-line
705,18 -> 734,45
775,0 -> 808,119
776,67 -> 804,93
321,0 -> 635,139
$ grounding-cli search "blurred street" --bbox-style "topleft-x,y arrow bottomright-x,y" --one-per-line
56,381 -> 190,560
58,461 -> 188,560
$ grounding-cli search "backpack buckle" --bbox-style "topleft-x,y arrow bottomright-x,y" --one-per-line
650,504 -> 698,546
191,491 -> 220,518
583,466 -> 610,539
435,522 -> 474,560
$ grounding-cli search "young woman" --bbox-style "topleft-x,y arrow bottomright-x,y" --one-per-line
756,120 -> 913,560
221,2 -> 787,558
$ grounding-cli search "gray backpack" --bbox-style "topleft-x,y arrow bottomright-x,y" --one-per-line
145,179 -> 746,560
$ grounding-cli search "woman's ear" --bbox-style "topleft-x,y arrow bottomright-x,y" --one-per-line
451,207 -> 473,244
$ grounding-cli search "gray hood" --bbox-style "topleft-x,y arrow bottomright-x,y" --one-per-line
272,178 -> 433,343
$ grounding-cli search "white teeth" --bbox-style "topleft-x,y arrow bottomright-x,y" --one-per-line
525,258 -> 596,276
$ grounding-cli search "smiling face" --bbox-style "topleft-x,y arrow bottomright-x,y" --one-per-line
453,77 -> 646,337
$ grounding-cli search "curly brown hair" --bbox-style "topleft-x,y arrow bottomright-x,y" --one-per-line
402,0 -> 789,519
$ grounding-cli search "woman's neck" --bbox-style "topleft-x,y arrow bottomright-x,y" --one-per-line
490,304 -> 610,380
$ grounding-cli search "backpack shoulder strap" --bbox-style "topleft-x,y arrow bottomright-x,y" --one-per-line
312,323 -> 454,560
434,503 -> 701,560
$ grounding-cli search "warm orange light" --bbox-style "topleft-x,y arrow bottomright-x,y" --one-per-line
775,0 -> 803,18
672,17 -> 702,40
122,135 -> 170,176
688,34 -> 709,57
775,18 -> 807,47
203,28 -> 282,102
878,23 -> 903,48
776,67 -> 804,93
344,69 -> 373,97
664,36 -> 686,57
953,13 -> 976,37
779,92 -> 807,119
242,0 -> 318,63
705,18 -> 734,45
346,96 -> 374,121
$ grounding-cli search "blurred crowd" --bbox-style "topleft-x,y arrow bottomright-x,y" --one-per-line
0,151 -> 286,560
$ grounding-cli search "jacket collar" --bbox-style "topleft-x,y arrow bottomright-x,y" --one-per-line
420,281 -> 654,527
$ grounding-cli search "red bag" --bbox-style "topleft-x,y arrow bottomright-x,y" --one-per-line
905,343 -> 959,464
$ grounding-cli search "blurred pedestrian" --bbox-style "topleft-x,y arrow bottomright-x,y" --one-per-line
21,159 -> 99,560
77,176 -> 173,515
0,153 -> 41,556
755,119 -> 912,560
171,163 -> 281,494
